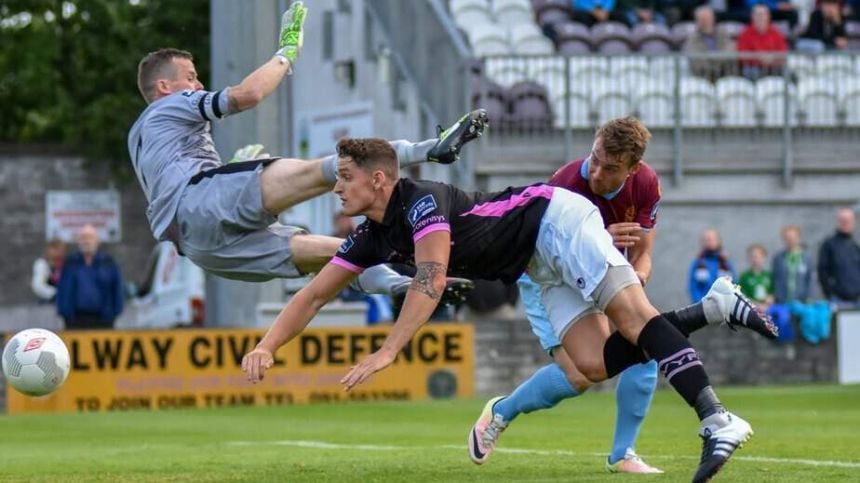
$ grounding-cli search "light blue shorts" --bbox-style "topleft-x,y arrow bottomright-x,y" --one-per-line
517,273 -> 561,354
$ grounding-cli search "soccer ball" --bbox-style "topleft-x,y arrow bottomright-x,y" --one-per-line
2,328 -> 70,397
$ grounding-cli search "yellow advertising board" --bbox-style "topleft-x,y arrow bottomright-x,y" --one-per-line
5,324 -> 474,414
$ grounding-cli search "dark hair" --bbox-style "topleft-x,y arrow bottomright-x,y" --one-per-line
336,138 -> 398,179
595,116 -> 652,168
137,48 -> 194,102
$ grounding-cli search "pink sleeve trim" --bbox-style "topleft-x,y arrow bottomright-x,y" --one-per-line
413,223 -> 451,242
331,256 -> 365,274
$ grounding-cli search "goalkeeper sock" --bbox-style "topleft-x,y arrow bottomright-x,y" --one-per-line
390,139 -> 437,168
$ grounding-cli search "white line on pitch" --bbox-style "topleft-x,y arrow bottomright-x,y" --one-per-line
226,439 -> 860,469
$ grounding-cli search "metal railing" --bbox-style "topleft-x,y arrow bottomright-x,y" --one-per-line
473,52 -> 860,185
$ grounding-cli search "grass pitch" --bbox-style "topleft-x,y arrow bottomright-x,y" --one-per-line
0,384 -> 858,482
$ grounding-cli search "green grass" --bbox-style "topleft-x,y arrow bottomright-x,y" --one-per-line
1,385 -> 859,482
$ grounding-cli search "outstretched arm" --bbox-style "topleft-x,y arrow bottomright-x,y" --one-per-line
242,263 -> 354,383
341,231 -> 451,390
227,2 -> 307,113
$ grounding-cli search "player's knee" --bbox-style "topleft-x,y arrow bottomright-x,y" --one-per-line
575,359 -> 607,384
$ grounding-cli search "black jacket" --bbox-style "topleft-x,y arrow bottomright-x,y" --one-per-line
818,231 -> 860,300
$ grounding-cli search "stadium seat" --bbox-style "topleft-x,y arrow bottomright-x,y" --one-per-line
451,0 -> 493,30
558,39 -> 592,53
716,76 -> 757,127
553,21 -> 592,46
494,0 -> 534,27
532,0 -> 573,28
484,57 -> 530,87
469,24 -> 513,56
635,81 -> 675,128
472,77 -> 511,126
631,23 -> 674,50
529,57 -> 566,93
717,21 -> 745,41
510,23 -> 556,54
787,54 -> 817,80
835,75 -> 860,126
772,20 -> 791,40
681,77 -> 717,127
798,77 -> 839,127
650,56 -> 689,79
593,80 -> 634,124
551,90 -> 593,128
591,21 -> 631,45
847,21 -> 860,39
671,21 -> 696,49
611,56 -> 650,80
569,57 -> 610,87
638,39 -> 674,54
508,81 -> 553,128
756,76 -> 798,127
816,55 -> 855,78
597,38 -> 633,54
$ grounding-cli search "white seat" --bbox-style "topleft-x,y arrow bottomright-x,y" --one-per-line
634,81 -> 675,128
551,92 -> 593,128
451,0 -> 493,29
787,54 -> 816,79
493,0 -> 534,27
843,93 -> 860,126
510,23 -> 555,54
470,24 -> 512,56
680,77 -> 716,127
816,55 -> 855,78
798,77 -> 838,126
610,56 -> 650,79
593,80 -> 634,124
569,57 -> 610,85
716,76 -> 757,127
837,76 -> 860,101
650,56 -> 689,80
756,76 -> 797,127
484,57 -> 529,87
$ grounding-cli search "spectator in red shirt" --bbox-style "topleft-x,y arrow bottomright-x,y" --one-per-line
737,5 -> 788,80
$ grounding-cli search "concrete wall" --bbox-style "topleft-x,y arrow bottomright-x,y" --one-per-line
0,149 -> 154,307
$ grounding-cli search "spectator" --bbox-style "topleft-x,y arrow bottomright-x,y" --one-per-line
746,0 -> 800,28
818,208 -> 860,309
739,243 -> 774,306
688,228 -> 735,303
685,6 -> 736,79
570,0 -> 629,27
772,225 -> 814,304
56,224 -> 124,329
662,0 -> 708,23
797,0 -> 849,51
771,225 -> 832,344
31,238 -> 66,303
616,0 -> 667,25
737,5 -> 789,80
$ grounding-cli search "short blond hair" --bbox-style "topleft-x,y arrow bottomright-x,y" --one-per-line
595,117 -> 652,167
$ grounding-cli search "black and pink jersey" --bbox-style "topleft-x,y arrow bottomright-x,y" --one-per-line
332,178 -> 553,282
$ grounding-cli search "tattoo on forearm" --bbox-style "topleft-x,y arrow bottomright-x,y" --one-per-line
410,262 -> 446,300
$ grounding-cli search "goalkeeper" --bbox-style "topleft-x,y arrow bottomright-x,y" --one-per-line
128,1 -> 483,299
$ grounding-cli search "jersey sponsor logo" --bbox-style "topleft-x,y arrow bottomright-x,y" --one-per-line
338,236 -> 355,254
408,194 -> 438,227
414,215 -> 446,231
576,277 -> 586,289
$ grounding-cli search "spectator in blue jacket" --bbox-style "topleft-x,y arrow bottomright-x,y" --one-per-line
56,224 -> 124,329
819,208 -> 860,309
571,0 -> 630,26
688,228 -> 735,302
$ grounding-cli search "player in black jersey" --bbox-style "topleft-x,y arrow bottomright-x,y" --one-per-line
243,138 -> 753,483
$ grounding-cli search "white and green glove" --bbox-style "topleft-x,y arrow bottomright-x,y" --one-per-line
275,1 -> 308,65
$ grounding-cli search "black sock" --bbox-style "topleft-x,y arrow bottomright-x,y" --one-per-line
602,331 -> 648,378
662,303 -> 708,338
637,315 -> 711,409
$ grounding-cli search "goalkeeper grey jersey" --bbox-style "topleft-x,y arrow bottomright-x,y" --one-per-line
127,88 -> 231,240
